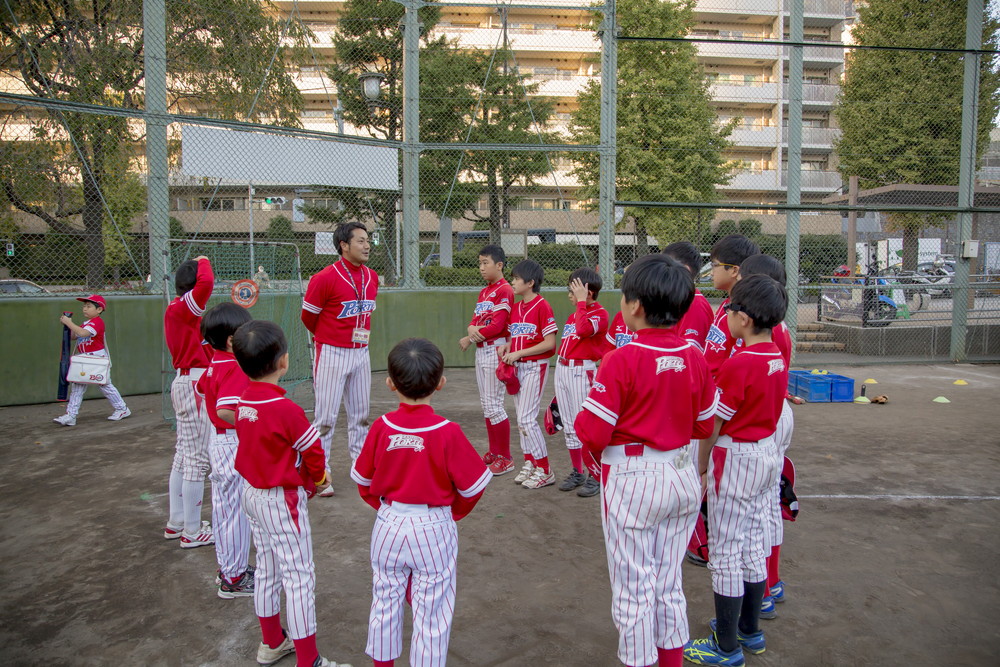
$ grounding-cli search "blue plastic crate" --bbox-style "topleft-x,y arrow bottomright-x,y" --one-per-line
791,371 -> 833,402
787,370 -> 810,397
826,373 -> 855,402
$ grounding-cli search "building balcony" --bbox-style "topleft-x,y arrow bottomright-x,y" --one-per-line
696,40 -> 782,63
696,0 -> 780,18
799,83 -> 839,105
730,126 -> 782,148
709,82 -> 780,105
533,74 -> 596,98
781,43 -> 844,66
781,126 -> 840,147
720,170 -> 782,191
780,169 -> 842,189
442,26 -> 598,54
784,0 -> 849,18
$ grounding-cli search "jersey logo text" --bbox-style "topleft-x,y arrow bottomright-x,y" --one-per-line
592,381 -> 607,393
683,328 -> 700,338
614,333 -> 633,348
387,434 -> 425,452
474,301 -> 495,315
767,359 -> 786,375
705,325 -> 726,346
337,299 -> 377,319
562,323 -> 577,336
238,406 -> 259,422
509,322 -> 537,337
655,356 -> 686,374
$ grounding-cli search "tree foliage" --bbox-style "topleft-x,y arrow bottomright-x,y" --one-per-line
834,0 -> 1000,269
570,0 -> 734,252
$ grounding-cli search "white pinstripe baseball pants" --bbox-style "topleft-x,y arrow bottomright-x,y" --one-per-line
367,503 -> 458,667
707,436 -> 780,597
171,369 -> 211,481
209,431 -> 252,580
313,344 -> 372,462
600,445 -> 701,665
474,343 -> 508,425
765,401 -> 794,550
514,360 -> 549,460
243,485 -> 317,640
553,361 -> 597,451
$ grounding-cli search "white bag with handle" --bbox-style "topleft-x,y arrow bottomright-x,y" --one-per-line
67,354 -> 112,386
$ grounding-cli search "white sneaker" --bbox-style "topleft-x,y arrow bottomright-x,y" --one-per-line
514,461 -> 535,484
256,635 -> 294,665
53,414 -> 76,426
313,658 -> 353,667
522,468 -> 555,489
108,407 -> 131,421
179,521 -> 215,548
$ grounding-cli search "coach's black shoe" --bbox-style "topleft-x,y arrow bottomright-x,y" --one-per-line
687,550 -> 709,567
576,476 -> 601,497
559,469 -> 586,491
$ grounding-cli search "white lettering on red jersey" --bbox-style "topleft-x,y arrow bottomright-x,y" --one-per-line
74,317 -> 106,354
674,289 -> 714,352
557,301 -> 609,361
164,258 -> 214,369
605,311 -> 636,351
703,297 -> 736,379
196,350 -> 250,430
508,295 -> 557,361
301,259 -> 379,348
235,381 -> 325,489
714,342 -> 789,441
470,279 -> 514,346
576,328 -> 717,458
351,403 -> 492,506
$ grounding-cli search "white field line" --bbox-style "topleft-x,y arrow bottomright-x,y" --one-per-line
799,494 -> 1000,501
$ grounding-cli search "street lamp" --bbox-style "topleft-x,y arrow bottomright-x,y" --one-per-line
359,71 -> 386,115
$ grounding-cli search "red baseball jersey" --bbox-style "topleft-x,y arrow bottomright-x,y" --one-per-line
75,316 -> 106,354
557,301 -> 609,361
576,328 -> 718,458
351,403 -> 492,508
605,311 -> 636,350
715,342 -> 789,441
773,321 -> 792,368
196,350 -> 250,430
234,381 -> 325,490
164,257 -> 214,370
703,297 -> 736,379
301,259 -> 379,348
508,295 -> 557,362
675,289 -> 714,352
470,279 -> 514,346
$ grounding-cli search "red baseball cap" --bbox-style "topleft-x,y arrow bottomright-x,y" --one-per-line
76,294 -> 107,309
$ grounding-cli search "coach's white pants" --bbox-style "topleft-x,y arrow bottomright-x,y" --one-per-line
514,360 -> 549,460
553,360 -> 597,451
243,485 -> 317,640
765,401 -> 794,551
474,343 -> 508,425
367,503 -> 458,667
210,431 -> 252,580
707,436 -> 780,597
601,445 -> 701,665
65,350 -> 127,418
313,344 -> 371,462
170,369 -> 211,482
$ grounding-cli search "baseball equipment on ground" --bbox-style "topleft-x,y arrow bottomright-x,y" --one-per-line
544,396 -> 562,435
780,457 -> 799,521
495,355 -> 520,395
58,312 -> 72,401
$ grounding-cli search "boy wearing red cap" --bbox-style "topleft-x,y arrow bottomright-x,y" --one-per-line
54,294 -> 130,426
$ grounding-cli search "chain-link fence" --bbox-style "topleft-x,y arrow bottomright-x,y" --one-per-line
2,0 -> 998,361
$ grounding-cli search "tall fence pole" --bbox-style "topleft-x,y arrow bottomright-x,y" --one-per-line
598,0 -> 617,283
400,0 -> 421,288
784,0 -> 804,354
144,0 -> 169,295
951,0 -> 984,362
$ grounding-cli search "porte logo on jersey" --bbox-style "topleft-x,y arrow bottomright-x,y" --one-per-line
387,434 -> 425,452
767,358 -> 786,375
337,299 -> 377,319
655,356 -> 686,374
238,406 -> 259,422
474,301 -> 495,315
705,325 -> 726,347
592,381 -> 607,393
509,322 -> 538,337
562,323 -> 577,336
614,333 -> 633,348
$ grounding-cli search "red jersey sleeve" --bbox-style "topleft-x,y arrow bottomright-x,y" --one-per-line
353,421 -> 382,510
572,302 -> 608,339
216,363 -> 249,412
678,293 -> 714,352
285,407 -> 325,485
300,271 -> 327,334
576,350 -> 627,458
704,300 -> 736,378
477,306 -> 510,340
539,299 -> 558,337
445,423 -> 492,520
714,359 -> 745,423
693,365 -> 720,440
182,258 -> 214,316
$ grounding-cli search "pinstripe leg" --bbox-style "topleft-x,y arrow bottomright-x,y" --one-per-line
313,344 -> 347,465
368,510 -> 409,662
515,361 -> 548,460
99,381 -> 127,411
476,346 -> 507,424
66,382 -> 86,417
344,349 -> 372,461
271,488 -> 316,640
210,435 -> 251,579
244,488 -> 281,620
652,463 -> 700,650
409,516 -> 458,667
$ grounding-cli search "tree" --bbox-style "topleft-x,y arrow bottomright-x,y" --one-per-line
0,0 -> 308,287
570,0 -> 734,254
834,0 -> 1000,270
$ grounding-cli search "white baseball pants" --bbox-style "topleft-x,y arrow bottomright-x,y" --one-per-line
707,436 -> 780,597
313,344 -> 371,462
210,430 -> 252,580
765,401 -> 794,550
553,360 -> 597,451
367,503 -> 458,667
64,350 -> 126,417
243,485 -> 317,641
600,445 -> 701,665
475,342 -> 508,425
170,369 -> 211,481
514,360 -> 549,460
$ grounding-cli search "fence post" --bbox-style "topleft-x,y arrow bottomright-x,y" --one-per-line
784,0 -> 804,356
598,0 -> 617,284
400,0 -> 421,289
144,0 -> 169,296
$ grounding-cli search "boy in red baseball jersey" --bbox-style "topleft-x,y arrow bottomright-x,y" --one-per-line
702,235 -> 761,379
554,267 -> 608,498
352,338 -> 492,667
162,256 -> 216,547
684,275 -> 788,666
576,254 -> 717,667
54,294 -> 130,426
458,244 -> 515,475
498,259 -> 558,489
196,303 -> 255,599
662,242 -> 714,352
233,321 -> 352,667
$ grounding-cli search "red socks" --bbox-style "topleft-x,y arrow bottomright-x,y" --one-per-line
569,448 -> 585,473
657,646 -> 682,667
258,615 -> 284,649
535,456 -> 550,474
374,661 -> 395,667
293,634 -> 319,667
766,545 -> 781,589
485,418 -> 511,459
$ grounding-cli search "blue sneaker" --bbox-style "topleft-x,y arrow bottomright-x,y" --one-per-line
760,596 -> 777,619
683,634 -> 745,666
769,580 -> 785,603
709,619 -> 766,655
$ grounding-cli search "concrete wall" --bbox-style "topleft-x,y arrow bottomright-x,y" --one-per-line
1,289 -> 625,407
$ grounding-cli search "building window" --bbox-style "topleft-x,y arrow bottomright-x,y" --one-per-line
200,198 -> 235,211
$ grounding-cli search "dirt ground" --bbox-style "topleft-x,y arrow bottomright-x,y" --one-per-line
1,363 -> 998,667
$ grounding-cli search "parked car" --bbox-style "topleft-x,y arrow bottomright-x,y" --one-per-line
0,279 -> 49,295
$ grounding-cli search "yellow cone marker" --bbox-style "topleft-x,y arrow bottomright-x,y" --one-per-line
953,379 -> 968,385
932,396 -> 951,403
854,396 -> 871,404
864,378 -> 878,384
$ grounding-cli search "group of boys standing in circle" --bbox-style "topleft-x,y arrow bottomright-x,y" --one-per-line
159,219 -> 794,667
